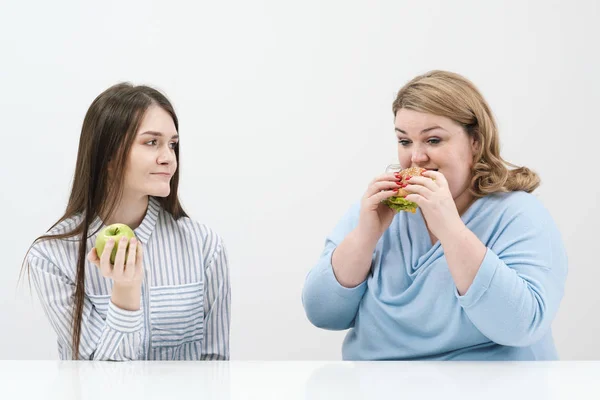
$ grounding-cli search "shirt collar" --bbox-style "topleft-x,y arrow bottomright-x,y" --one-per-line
88,196 -> 161,245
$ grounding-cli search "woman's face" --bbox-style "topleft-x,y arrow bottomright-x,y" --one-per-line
394,108 -> 478,209
122,105 -> 179,199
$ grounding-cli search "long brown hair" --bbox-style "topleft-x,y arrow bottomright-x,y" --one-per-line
23,82 -> 188,359
392,70 -> 540,196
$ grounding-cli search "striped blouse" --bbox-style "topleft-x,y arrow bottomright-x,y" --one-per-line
27,196 -> 230,361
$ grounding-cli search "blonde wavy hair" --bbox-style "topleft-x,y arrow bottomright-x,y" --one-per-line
392,70 -> 540,197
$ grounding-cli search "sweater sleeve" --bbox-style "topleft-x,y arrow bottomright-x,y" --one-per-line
455,194 -> 568,347
302,203 -> 370,330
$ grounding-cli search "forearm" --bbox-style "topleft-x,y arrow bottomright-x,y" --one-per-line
303,203 -> 371,330
93,301 -> 144,360
201,241 -> 231,360
303,245 -> 369,330
200,284 -> 231,360
438,193 -> 566,346
454,248 -> 564,346
331,225 -> 379,288
439,224 -> 487,295
32,270 -> 143,360
111,283 -> 141,311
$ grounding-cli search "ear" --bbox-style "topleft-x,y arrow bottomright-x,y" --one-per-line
470,135 -> 481,154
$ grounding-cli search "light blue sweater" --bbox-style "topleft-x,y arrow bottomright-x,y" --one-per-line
302,191 -> 568,360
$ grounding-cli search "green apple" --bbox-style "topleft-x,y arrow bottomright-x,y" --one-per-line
95,223 -> 136,264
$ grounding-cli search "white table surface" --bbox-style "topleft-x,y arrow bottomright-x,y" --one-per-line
1,361 -> 598,400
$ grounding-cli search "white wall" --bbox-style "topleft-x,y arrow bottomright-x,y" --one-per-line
1,0 -> 598,360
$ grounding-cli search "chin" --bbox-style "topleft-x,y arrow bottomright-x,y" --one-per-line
148,186 -> 171,197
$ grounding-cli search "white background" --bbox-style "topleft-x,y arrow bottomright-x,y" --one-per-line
1,0 -> 598,360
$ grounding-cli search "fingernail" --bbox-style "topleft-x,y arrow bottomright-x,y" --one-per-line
396,181 -> 402,185
130,238 -> 137,245
108,239 -> 114,245
393,188 -> 399,192
406,176 -> 411,180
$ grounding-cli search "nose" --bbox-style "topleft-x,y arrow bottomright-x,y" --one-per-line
157,144 -> 175,165
410,145 -> 429,165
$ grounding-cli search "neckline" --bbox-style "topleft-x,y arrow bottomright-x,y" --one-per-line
88,196 -> 161,244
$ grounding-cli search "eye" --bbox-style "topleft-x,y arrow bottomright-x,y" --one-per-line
169,141 -> 178,149
427,137 -> 441,145
398,139 -> 411,146
145,139 -> 158,146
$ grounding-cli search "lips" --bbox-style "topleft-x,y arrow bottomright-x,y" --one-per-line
413,167 -> 438,171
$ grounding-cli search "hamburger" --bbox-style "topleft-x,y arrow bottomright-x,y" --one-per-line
383,167 -> 432,213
